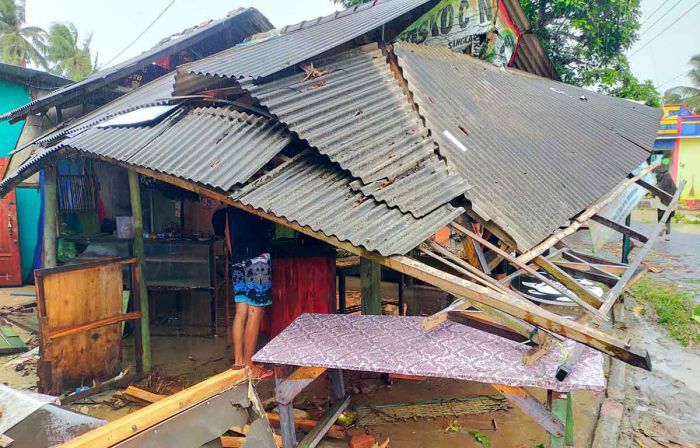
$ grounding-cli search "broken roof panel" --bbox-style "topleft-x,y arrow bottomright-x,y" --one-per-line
243,43 -> 469,217
0,7 -> 273,123
393,43 -> 654,250
0,63 -> 71,90
0,105 -> 460,256
184,0 -> 434,81
233,151 -> 464,255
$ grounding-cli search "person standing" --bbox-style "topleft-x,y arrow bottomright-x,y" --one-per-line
214,207 -> 274,378
655,166 -> 677,241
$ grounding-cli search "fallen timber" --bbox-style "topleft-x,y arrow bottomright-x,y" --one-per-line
74,155 -> 651,371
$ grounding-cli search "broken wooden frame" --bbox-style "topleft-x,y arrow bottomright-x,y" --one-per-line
59,368 -> 277,448
35,257 -> 145,395
274,366 -> 348,448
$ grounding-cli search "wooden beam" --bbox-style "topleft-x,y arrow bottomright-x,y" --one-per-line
79,157 -> 649,370
43,163 -> 57,268
129,170 -> 151,373
450,221 -> 601,313
491,384 -> 565,436
60,368 -> 250,448
553,262 -> 618,287
49,312 -> 142,339
590,215 -> 648,243
550,392 -> 574,447
297,397 -> 350,448
426,242 -> 510,294
360,258 -> 381,315
533,256 -> 607,321
559,251 -> 621,280
265,413 -> 345,440
561,250 -> 626,269
598,180 -> 686,316
636,178 -> 672,205
459,215 -> 490,273
447,310 -> 530,343
516,164 -> 659,263
275,367 -> 327,405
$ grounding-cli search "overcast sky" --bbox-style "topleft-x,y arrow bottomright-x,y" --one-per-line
25,0 -> 699,94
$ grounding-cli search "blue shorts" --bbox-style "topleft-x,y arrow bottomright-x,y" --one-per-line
232,253 -> 272,307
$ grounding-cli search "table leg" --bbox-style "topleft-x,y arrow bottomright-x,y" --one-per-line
550,391 -> 574,447
329,369 -> 345,401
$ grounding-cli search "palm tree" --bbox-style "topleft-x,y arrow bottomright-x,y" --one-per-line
0,0 -> 47,68
665,54 -> 700,112
46,23 -> 93,81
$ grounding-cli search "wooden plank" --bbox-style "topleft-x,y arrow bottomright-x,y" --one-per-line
450,221 -> 594,312
553,262 -> 619,287
458,215 -> 489,273
533,256 -> 606,321
549,392 -> 574,447
636,178 -> 672,205
425,243 -> 510,294
447,310 -> 530,343
561,249 -> 627,268
590,215 -> 649,243
266,413 -> 345,439
297,397 -> 350,448
491,384 -> 564,436
598,180 -> 686,317
120,385 -> 166,405
556,260 -> 626,277
559,251 -> 621,280
275,367 -> 327,405
0,325 -> 27,354
129,170 -> 151,373
360,258 -> 381,315
83,158 -> 650,370
49,312 -> 141,340
59,368 -> 250,448
516,164 -> 659,263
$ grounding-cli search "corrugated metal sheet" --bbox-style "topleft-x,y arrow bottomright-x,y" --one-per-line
0,8 -> 272,122
0,106 -> 461,256
243,44 -> 469,217
0,63 -> 71,90
233,151 -> 464,255
393,42 -> 653,250
184,0 -> 434,81
59,107 -> 291,191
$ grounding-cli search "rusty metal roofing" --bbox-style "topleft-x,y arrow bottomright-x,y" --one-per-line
0,8 -> 272,123
232,151 -> 464,255
0,105 -> 461,256
393,42 -> 653,250
184,0 -> 435,81
242,43 -> 469,217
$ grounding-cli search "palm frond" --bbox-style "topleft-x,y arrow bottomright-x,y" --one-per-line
666,86 -> 700,98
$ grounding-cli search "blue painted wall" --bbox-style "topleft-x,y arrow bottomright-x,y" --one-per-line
0,79 -> 40,281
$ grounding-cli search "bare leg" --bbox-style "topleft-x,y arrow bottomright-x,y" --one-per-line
243,305 -> 265,367
233,301 -> 248,365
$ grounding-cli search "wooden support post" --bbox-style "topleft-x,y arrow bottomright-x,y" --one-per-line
129,170 -> 151,373
360,258 -> 381,315
491,385 -> 565,437
398,273 -> 405,316
42,164 -> 57,268
338,269 -> 346,314
621,214 -> 632,264
329,369 -> 345,402
275,366 -> 327,405
598,180 -> 686,316
591,214 -> 648,243
550,392 -> 574,447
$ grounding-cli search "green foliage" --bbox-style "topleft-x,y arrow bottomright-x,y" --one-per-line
46,22 -> 93,80
469,430 -> 491,447
519,0 -> 660,105
0,0 -> 92,80
629,277 -> 700,346
0,0 -> 47,68
332,0 -> 369,7
665,54 -> 700,113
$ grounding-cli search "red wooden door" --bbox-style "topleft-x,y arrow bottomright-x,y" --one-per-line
0,158 -> 22,286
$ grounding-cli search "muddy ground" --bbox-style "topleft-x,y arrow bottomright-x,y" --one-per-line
0,207 -> 697,447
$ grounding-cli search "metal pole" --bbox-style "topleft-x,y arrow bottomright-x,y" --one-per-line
621,214 -> 632,264
43,165 -> 58,268
129,170 -> 151,373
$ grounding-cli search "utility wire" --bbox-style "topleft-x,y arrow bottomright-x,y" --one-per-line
630,1 -> 700,57
103,0 -> 177,67
640,1 -> 666,26
639,0 -> 682,36
659,71 -> 689,88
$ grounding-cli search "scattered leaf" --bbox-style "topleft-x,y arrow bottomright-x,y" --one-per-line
632,305 -> 646,315
444,419 -> 462,432
469,430 -> 491,447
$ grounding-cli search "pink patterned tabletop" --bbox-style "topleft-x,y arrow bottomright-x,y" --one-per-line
253,314 -> 606,392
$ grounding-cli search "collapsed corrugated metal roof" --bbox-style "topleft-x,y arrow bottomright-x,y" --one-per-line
393,42 -> 656,250
0,7 -> 273,123
183,0 -> 435,81
242,43 -> 469,217
0,105 -> 462,256
232,151 -> 464,255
